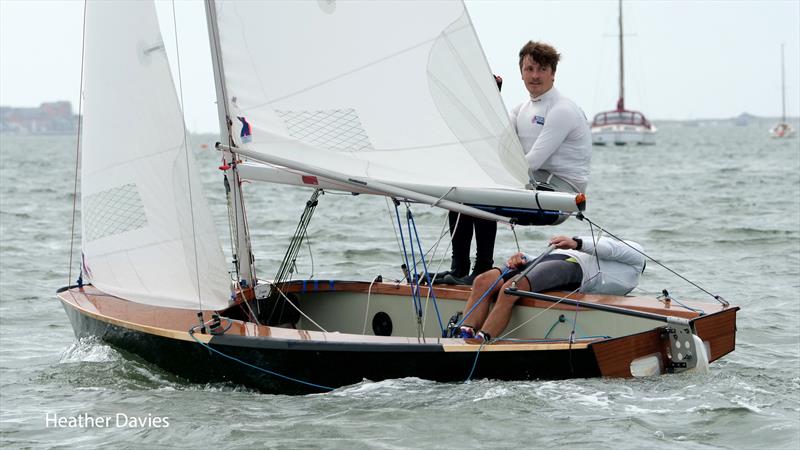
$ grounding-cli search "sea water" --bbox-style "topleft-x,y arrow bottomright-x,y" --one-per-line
1,122 -> 799,449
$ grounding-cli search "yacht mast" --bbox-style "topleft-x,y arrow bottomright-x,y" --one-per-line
204,0 -> 255,288
617,0 -> 625,111
781,43 -> 786,123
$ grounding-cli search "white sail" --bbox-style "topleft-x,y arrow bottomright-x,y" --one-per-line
213,0 -> 530,194
80,1 -> 231,310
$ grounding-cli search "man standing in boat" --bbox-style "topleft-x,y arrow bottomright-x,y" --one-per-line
512,41 -> 592,194
458,235 -> 645,342
440,44 -> 592,285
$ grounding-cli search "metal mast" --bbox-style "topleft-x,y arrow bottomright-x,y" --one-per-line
203,0 -> 255,288
617,0 -> 625,111
781,43 -> 786,123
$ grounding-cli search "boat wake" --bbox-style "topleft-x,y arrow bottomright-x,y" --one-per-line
331,377 -> 436,397
59,337 -> 119,363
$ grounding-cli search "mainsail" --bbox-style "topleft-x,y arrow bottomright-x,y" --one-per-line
212,0 -> 531,194
80,1 -> 231,310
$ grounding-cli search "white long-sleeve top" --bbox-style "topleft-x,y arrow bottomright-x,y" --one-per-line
510,87 -> 592,192
551,236 -> 645,295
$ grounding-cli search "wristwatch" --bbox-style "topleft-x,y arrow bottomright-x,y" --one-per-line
572,236 -> 583,251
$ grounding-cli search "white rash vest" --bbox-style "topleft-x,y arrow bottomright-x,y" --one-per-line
553,236 -> 645,295
510,87 -> 592,192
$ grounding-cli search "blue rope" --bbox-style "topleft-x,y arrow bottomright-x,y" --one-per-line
465,341 -> 487,382
456,268 -> 511,328
670,296 -> 706,315
393,202 -> 422,318
404,207 -> 423,318
188,331 -> 334,391
407,207 -> 445,335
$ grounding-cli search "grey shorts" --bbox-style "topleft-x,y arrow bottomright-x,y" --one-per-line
502,254 -> 583,292
531,170 -> 579,193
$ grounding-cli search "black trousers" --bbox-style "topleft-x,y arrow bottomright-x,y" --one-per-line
448,211 -> 497,275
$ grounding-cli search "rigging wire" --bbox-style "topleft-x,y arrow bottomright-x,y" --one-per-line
579,214 -> 728,305
171,0 -> 204,313
188,327 -> 333,391
423,211 -> 458,285
407,205 -> 445,336
384,197 -> 405,278
67,0 -> 88,287
419,211 -> 457,339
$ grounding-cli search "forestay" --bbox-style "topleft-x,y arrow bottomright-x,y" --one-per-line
80,1 -> 231,310
213,0 -> 531,193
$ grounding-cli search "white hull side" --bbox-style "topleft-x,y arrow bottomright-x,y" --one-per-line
289,289 -> 662,340
592,125 -> 656,146
770,123 -> 796,138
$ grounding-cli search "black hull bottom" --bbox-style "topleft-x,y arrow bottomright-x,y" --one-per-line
62,302 -> 602,395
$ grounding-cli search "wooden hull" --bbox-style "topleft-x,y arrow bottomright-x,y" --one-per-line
57,282 -> 738,394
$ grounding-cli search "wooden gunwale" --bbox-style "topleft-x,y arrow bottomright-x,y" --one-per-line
264,279 -> 724,319
57,286 -> 595,351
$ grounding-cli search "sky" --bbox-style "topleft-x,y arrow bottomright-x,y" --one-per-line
1,0 -> 798,133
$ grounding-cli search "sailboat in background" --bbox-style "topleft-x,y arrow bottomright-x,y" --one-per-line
770,43 -> 795,138
57,0 -> 737,394
591,0 -> 656,146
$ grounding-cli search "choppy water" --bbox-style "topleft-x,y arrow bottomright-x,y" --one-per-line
1,122 -> 799,449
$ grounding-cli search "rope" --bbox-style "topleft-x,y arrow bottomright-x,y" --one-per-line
511,224 -> 521,253
68,0 -> 88,286
407,206 -> 445,335
188,328 -> 333,391
362,274 -> 381,334
270,285 -> 327,332
393,202 -> 422,319
543,315 -> 588,339
304,232 -> 315,279
656,290 -> 706,315
171,0 -> 204,312
465,340 -> 487,382
579,214 -> 728,305
420,212 -> 455,339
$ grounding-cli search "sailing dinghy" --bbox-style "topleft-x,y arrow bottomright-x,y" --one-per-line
58,0 -> 737,394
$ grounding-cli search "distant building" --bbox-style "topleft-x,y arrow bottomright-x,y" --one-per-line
1,101 -> 79,135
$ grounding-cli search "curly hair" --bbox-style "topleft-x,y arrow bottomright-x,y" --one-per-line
518,41 -> 560,73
